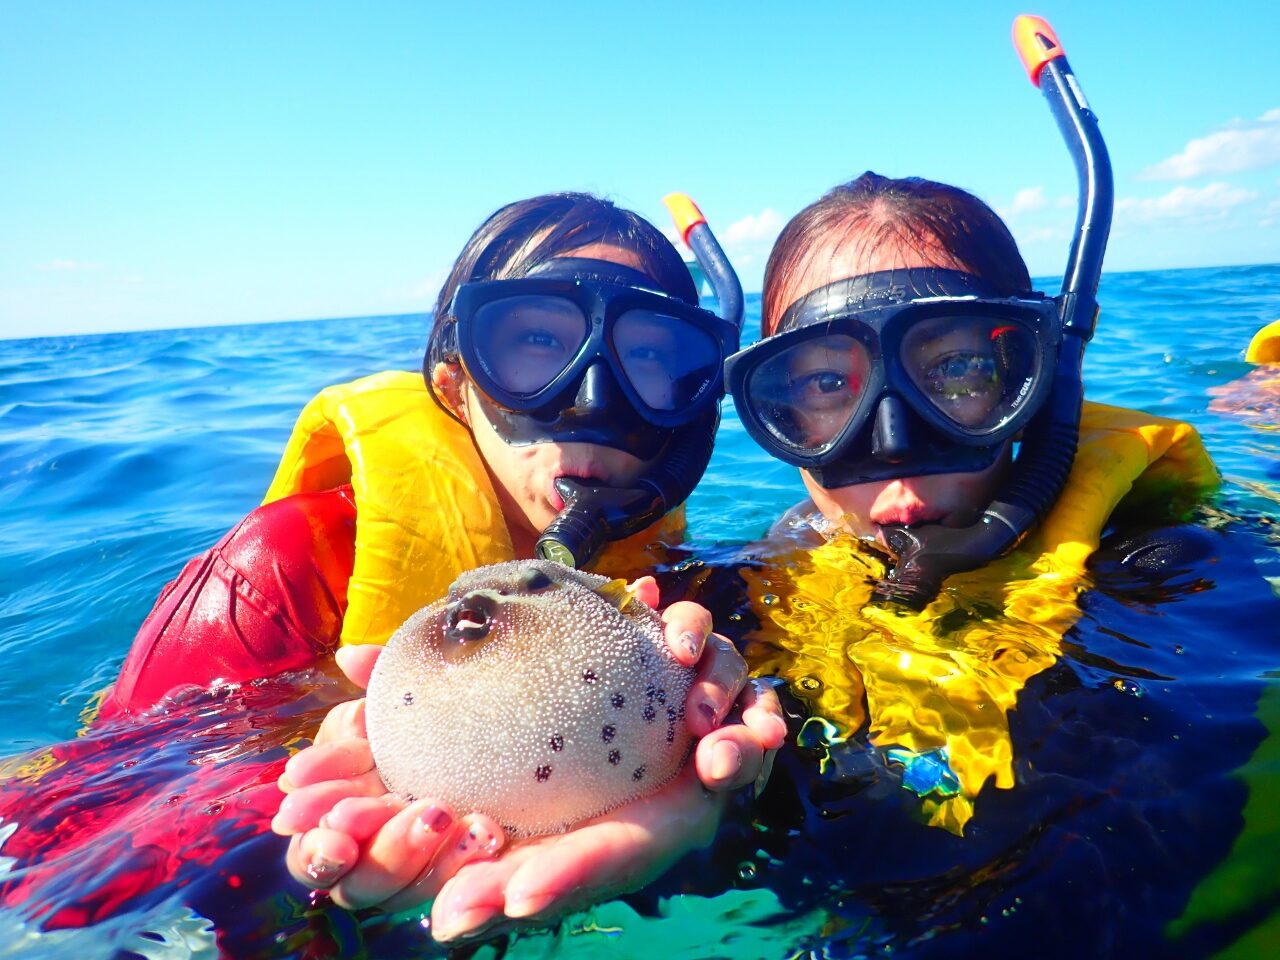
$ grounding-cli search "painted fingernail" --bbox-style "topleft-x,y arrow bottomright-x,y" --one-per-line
419,806 -> 452,833
680,631 -> 702,661
457,821 -> 499,855
305,853 -> 345,884
711,739 -> 742,781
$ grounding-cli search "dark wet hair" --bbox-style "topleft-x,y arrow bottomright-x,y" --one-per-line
428,192 -> 697,339
762,172 -> 1032,336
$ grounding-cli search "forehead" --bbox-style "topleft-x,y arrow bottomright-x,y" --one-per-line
556,241 -> 648,272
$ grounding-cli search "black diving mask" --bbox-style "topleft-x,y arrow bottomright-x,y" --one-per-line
440,258 -> 739,460
725,268 -> 1061,488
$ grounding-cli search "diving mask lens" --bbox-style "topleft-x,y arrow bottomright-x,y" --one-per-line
899,313 -> 1041,432
472,295 -> 589,397
614,308 -> 721,411
744,333 -> 874,453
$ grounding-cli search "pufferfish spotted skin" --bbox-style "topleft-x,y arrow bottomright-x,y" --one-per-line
364,560 -> 695,838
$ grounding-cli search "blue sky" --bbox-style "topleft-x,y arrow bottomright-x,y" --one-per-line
2,1 -> 1278,339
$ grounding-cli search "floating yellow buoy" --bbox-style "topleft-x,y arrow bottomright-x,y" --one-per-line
1245,319 -> 1280,363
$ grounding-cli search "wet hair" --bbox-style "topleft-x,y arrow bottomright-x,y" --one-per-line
762,172 -> 1033,336
428,192 -> 696,340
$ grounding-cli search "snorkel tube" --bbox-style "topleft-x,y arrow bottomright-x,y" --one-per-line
534,195 -> 744,567
873,15 -> 1114,609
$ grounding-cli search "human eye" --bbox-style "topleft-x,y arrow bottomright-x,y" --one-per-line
518,328 -> 564,350
796,369 -> 854,406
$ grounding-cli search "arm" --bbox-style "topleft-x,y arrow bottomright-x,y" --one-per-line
99,487 -> 358,720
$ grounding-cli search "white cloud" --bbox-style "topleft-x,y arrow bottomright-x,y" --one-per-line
998,186 -> 1048,218
723,208 -> 784,245
1139,108 -> 1280,180
36,259 -> 102,272
1115,182 -> 1257,225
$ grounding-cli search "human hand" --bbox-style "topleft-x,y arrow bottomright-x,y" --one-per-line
271,576 -> 786,931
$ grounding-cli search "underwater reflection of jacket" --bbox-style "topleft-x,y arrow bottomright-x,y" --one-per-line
263,370 -> 683,646
744,401 -> 1219,834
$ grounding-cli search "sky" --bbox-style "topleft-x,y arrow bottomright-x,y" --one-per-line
2,1 -> 1278,340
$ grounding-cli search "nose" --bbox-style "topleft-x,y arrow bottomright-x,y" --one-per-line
870,395 -> 913,462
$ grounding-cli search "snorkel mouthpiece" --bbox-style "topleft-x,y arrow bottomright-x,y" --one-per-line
874,15 -> 1112,610
535,196 -> 743,569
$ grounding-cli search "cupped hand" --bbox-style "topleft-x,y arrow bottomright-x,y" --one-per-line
272,577 -> 786,935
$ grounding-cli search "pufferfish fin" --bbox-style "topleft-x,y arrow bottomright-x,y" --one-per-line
592,578 -> 636,613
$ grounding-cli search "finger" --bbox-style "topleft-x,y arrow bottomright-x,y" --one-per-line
685,635 -> 749,737
334,644 -> 382,690
693,726 -> 764,792
270,773 -> 387,836
500,769 -> 720,922
383,814 -> 505,913
325,798 -> 462,910
409,839 -> 540,936
320,794 -> 405,842
737,679 -> 788,751
627,575 -> 660,609
279,738 -> 375,792
287,829 -> 360,890
660,601 -> 712,668
315,698 -> 368,745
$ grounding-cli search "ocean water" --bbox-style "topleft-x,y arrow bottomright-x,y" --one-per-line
0,263 -> 1278,958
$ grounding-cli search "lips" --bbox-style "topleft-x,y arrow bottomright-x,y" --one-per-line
868,482 -> 946,528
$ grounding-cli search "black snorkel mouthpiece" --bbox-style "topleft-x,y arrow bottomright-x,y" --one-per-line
874,15 -> 1113,610
535,408 -> 720,567
534,196 -> 743,568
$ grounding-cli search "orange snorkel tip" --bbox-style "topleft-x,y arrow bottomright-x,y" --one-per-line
1012,15 -> 1065,88
662,193 -> 707,245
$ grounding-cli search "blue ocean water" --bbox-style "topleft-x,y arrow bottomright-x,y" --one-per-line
0,263 -> 1278,958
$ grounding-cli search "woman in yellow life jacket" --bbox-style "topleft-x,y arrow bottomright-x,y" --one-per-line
722,172 -> 1218,834
97,192 -> 789,940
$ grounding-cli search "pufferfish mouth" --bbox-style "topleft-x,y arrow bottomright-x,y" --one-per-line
445,591 -> 500,645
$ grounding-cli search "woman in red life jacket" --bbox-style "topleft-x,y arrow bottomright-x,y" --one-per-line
101,192 -> 783,942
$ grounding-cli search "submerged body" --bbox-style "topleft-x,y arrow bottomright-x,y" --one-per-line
366,561 -> 694,837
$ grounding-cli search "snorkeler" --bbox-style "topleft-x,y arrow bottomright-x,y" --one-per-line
64,192 -> 785,937
726,16 -> 1219,834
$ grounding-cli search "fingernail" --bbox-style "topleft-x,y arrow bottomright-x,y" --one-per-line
698,701 -> 718,729
318,812 -> 333,830
432,903 -> 481,942
711,740 -> 742,781
305,853 -> 345,884
680,631 -> 702,661
505,890 -> 558,919
754,751 -> 777,798
419,806 -> 453,834
457,821 -> 499,855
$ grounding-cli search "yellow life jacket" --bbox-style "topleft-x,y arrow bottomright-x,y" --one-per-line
744,401 -> 1220,834
262,371 -> 683,647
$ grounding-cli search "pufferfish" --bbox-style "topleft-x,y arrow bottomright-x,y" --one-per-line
364,560 -> 695,838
